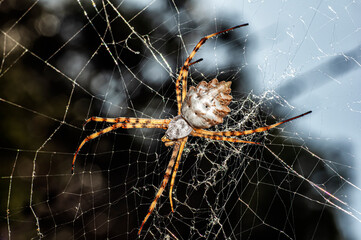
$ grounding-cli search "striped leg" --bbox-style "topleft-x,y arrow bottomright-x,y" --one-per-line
138,142 -> 181,235
192,111 -> 312,138
84,116 -> 170,126
191,132 -> 259,145
72,121 -> 168,173
169,137 -> 188,212
176,23 -> 249,114
175,58 -> 203,115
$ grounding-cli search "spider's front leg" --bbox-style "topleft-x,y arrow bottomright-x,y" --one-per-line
175,23 -> 249,114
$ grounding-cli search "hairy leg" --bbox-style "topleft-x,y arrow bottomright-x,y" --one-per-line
169,137 -> 188,212
192,111 -> 312,137
72,122 -> 168,173
138,142 -> 181,235
176,24 -> 249,114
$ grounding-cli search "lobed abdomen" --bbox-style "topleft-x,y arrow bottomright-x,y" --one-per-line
181,79 -> 232,129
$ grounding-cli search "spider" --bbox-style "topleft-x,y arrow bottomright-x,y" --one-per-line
71,23 -> 312,235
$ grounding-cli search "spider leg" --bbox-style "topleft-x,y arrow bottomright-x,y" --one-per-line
72,122 -> 168,173
192,111 -> 312,137
138,141 -> 181,235
189,58 -> 203,66
176,23 -> 249,114
191,132 -> 259,144
169,137 -> 188,212
84,117 -> 170,128
175,59 -> 203,114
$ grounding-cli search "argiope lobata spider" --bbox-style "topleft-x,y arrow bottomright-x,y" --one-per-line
71,23 -> 312,235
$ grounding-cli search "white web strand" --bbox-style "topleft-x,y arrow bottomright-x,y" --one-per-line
264,146 -> 359,220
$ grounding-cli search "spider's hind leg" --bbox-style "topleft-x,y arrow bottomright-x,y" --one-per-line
138,141 -> 182,235
169,137 -> 187,212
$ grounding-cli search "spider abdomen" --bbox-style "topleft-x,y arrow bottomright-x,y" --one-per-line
181,78 -> 232,129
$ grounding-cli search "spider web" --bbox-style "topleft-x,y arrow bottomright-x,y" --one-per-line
1,0 -> 361,239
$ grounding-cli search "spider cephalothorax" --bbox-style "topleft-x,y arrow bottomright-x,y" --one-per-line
163,79 -> 232,143
71,23 -> 312,235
